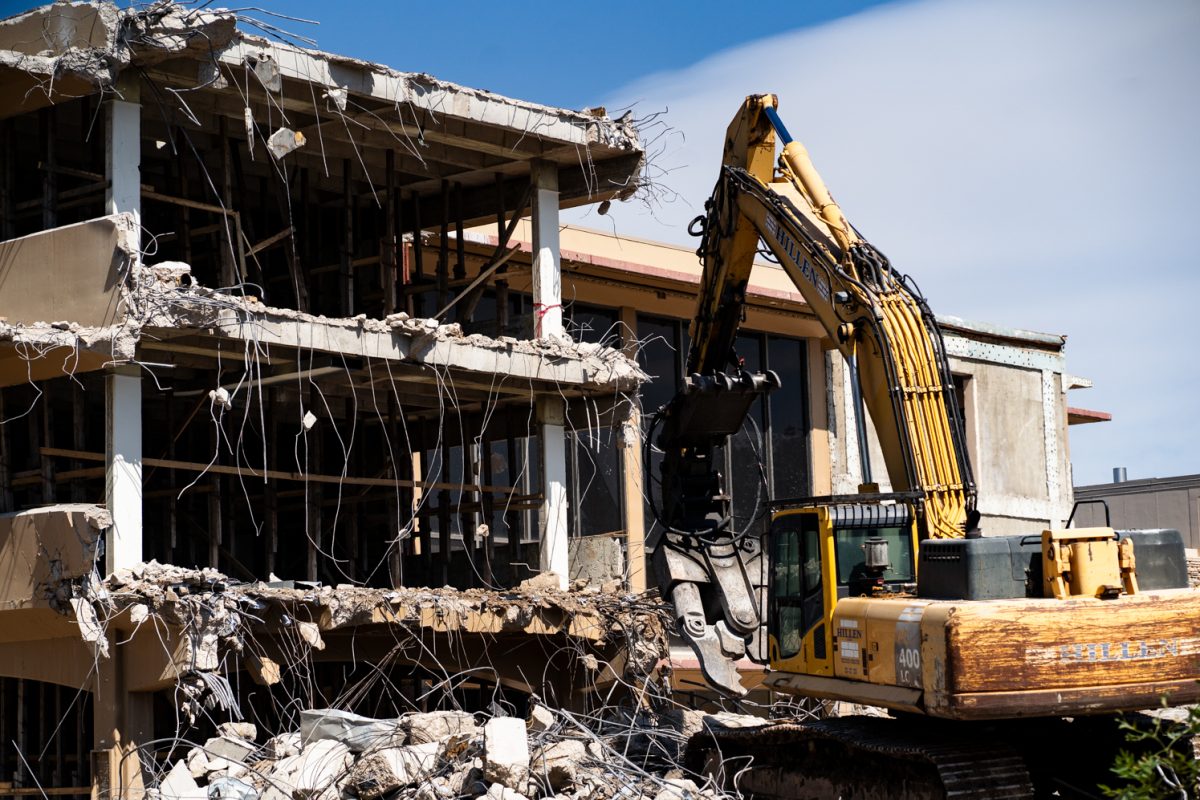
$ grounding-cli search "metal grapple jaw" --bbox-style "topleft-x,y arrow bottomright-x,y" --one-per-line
654,532 -> 768,697
652,368 -> 778,697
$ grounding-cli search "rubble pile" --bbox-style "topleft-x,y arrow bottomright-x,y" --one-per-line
152,705 -> 760,800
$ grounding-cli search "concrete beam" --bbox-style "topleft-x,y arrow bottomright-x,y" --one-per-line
216,37 -> 640,154
140,304 -> 645,395
413,153 -> 643,231
105,369 -> 142,574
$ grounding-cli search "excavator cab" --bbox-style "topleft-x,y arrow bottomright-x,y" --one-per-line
767,500 -> 918,678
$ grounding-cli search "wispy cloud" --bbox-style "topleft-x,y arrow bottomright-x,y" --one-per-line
572,0 -> 1200,485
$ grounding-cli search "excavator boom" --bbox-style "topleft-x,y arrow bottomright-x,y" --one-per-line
653,95 -> 974,693
650,93 -> 1200,799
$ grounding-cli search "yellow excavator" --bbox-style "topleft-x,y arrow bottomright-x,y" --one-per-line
651,94 -> 1200,798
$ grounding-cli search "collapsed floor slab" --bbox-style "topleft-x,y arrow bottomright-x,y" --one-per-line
0,215 -> 647,395
65,560 -> 668,717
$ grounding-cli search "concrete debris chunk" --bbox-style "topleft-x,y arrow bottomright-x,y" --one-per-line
262,731 -> 302,759
300,708 -> 404,753
652,778 -> 702,800
186,747 -> 210,779
447,762 -> 486,798
323,87 -> 348,111
402,710 -> 477,744
246,652 -> 282,686
517,571 -> 562,592
267,127 -> 306,160
160,759 -> 207,800
347,741 -> 443,799
526,704 -> 556,734
209,386 -> 232,410
701,712 -> 772,733
217,722 -> 258,742
288,739 -> 353,799
252,55 -> 282,92
296,620 -> 324,649
483,717 -> 530,790
531,740 -> 587,790
483,785 -> 529,800
203,735 -> 256,763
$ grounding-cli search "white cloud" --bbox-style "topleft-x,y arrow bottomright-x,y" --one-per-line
570,0 -> 1200,486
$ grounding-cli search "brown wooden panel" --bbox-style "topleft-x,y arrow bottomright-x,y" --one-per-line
945,677 -> 1200,720
945,589 -> 1200,693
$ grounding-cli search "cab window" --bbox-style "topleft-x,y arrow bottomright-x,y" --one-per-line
834,525 -> 914,586
770,514 -> 823,659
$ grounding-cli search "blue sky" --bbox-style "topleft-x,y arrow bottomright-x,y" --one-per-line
3,0 -> 1195,486
0,0 -> 902,107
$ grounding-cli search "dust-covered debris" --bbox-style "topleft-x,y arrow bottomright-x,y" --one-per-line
0,2 -> 236,98
145,703 -> 753,800
64,560 -> 669,723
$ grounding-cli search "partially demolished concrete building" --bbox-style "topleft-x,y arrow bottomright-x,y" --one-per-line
0,3 -> 1126,798
0,3 -> 662,797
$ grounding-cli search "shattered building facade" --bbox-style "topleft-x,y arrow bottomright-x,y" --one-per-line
0,3 -> 666,798
0,3 -> 1120,799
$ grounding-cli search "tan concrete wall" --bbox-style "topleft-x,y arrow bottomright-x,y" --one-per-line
0,214 -> 133,327
828,343 -> 1071,536
0,504 -> 107,610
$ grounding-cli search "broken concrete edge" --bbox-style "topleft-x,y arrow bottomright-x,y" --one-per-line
0,503 -> 109,612
62,559 -> 669,711
223,33 -> 641,154
0,214 -> 647,392
0,1 -> 237,93
133,262 -> 649,392
1,2 -> 640,160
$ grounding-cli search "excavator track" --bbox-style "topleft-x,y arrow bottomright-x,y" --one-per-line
685,713 -> 1199,799
686,716 -> 1036,800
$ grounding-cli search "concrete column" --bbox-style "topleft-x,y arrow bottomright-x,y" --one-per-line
530,161 -> 569,587
105,369 -> 142,574
807,339 -> 833,496
93,635 -> 152,799
530,160 -> 562,339
618,306 -> 646,592
538,397 -> 569,589
105,75 -> 141,230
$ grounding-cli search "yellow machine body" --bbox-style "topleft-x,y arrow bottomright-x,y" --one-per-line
763,505 -> 1200,720
660,93 -> 1200,724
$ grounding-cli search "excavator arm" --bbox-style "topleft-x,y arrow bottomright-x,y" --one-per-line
653,95 -> 976,694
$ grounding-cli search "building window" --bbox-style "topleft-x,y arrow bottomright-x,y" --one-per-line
566,427 -> 623,536
566,302 -> 621,348
951,373 -> 975,476
729,333 -> 811,532
635,315 -> 810,539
